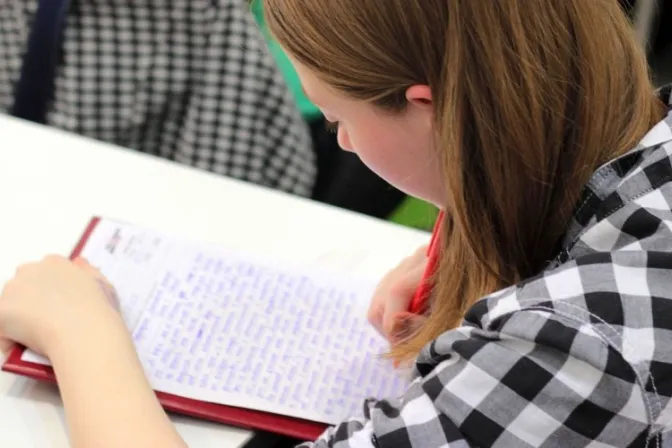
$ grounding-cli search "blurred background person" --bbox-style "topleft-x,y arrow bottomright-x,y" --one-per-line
0,1 -> 316,196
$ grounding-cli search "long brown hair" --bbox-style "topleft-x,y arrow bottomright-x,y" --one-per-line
264,0 -> 664,362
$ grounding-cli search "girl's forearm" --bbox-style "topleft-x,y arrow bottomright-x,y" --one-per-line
50,317 -> 186,448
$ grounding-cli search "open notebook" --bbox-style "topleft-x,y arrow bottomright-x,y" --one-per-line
3,217 -> 408,440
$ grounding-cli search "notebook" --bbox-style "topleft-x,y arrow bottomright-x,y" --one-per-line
2,217 -> 409,441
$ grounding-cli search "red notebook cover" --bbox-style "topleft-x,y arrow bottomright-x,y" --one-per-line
2,216 -> 328,441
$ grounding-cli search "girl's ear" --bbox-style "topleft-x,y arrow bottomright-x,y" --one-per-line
406,85 -> 432,108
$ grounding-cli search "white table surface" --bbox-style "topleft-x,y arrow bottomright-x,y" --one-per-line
0,114 -> 431,447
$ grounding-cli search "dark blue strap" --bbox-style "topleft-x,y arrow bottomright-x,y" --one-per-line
11,0 -> 70,123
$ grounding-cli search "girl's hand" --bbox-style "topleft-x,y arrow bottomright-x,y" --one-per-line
368,245 -> 429,343
0,255 -> 123,359
0,256 -> 186,448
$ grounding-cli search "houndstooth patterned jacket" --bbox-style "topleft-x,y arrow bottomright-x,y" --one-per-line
0,1 -> 316,196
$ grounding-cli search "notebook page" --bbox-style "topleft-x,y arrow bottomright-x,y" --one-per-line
22,219 -> 408,425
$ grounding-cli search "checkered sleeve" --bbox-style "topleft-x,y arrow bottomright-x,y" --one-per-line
299,265 -> 659,447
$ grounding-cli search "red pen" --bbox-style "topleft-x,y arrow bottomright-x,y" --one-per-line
389,211 -> 444,353
407,210 -> 444,314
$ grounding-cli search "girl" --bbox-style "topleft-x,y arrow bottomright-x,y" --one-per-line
2,0 -> 672,446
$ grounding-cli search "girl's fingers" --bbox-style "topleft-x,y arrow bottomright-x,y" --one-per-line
73,258 -> 120,311
389,312 -> 428,345
74,257 -> 112,284
0,336 -> 14,357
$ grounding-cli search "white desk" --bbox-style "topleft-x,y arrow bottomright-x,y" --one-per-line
0,114 -> 430,447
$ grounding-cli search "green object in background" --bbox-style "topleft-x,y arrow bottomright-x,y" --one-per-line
388,197 -> 439,231
250,0 -> 322,121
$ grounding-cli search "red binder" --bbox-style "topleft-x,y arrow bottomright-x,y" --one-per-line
1,216 -> 328,441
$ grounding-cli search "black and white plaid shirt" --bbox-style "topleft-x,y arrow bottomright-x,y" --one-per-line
302,89 -> 672,447
0,1 -> 315,196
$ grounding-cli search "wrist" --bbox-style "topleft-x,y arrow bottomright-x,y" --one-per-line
47,312 -> 131,367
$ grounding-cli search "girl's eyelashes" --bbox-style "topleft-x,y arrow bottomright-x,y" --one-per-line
325,119 -> 339,133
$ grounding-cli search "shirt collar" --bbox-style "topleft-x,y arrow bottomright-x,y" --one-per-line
552,86 -> 672,266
